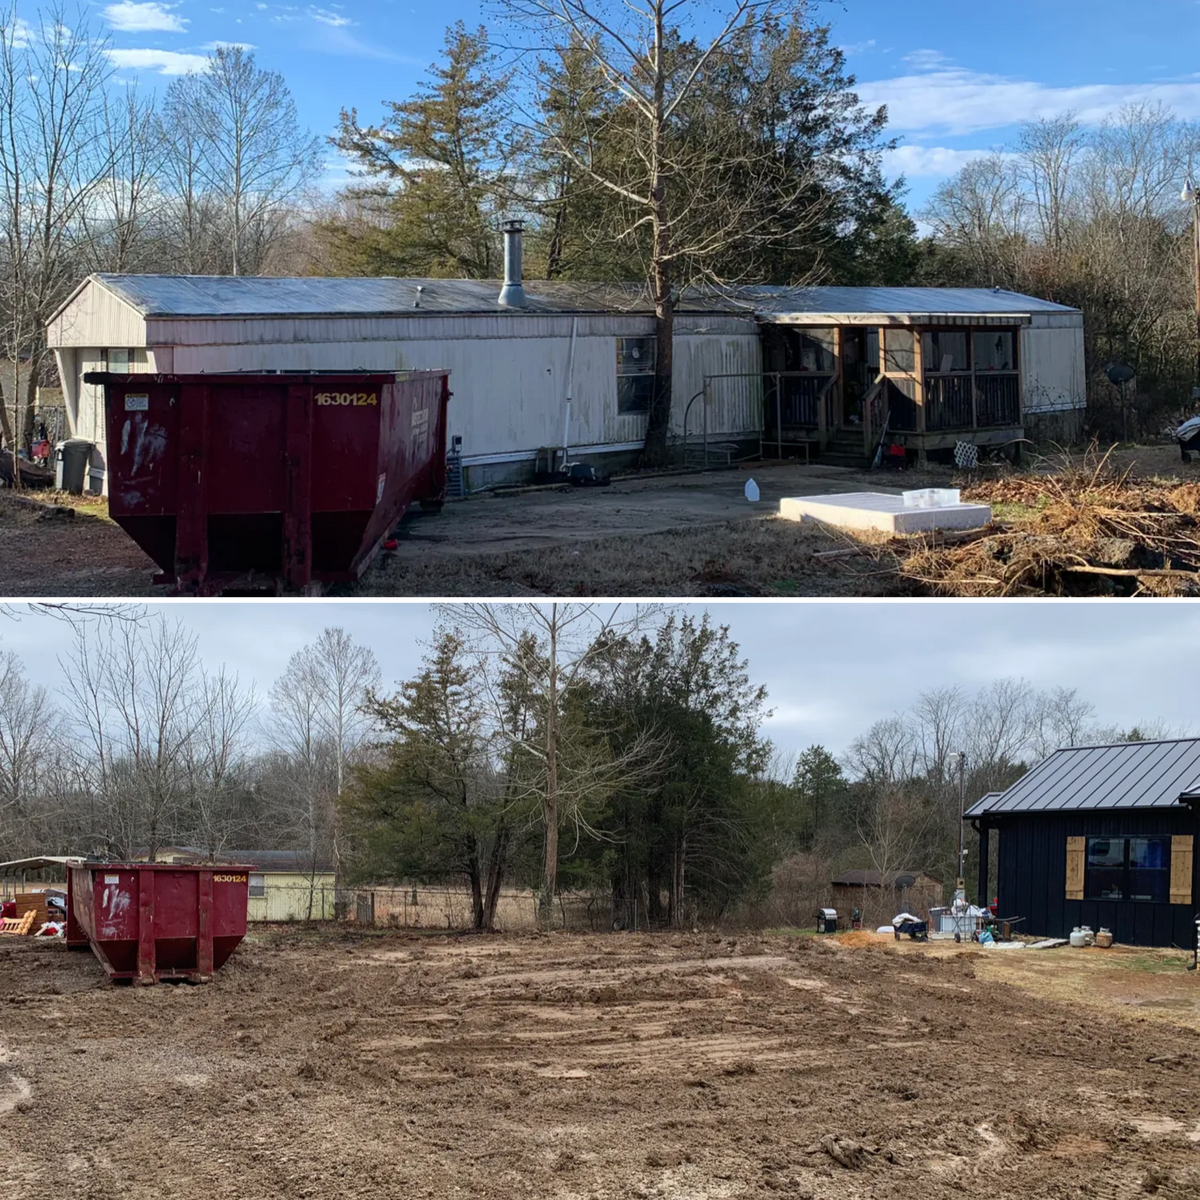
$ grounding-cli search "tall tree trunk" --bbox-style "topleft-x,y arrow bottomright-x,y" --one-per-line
538,610 -> 560,931
467,833 -> 485,930
483,824 -> 508,931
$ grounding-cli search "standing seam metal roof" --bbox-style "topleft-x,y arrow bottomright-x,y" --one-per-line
964,738 -> 1200,818
84,274 -> 1081,321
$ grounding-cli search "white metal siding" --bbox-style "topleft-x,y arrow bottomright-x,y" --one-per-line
47,280 -> 148,348
166,331 -> 763,457
1021,317 -> 1086,412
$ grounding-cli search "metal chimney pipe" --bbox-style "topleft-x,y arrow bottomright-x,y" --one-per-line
498,218 -> 527,309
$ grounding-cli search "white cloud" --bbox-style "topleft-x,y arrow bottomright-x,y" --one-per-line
309,6 -> 352,26
107,47 -> 210,74
858,58 -> 1200,137
4,15 -> 35,46
883,144 -> 1002,179
103,2 -> 188,33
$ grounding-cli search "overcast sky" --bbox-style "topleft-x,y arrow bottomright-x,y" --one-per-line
3,601 -> 1196,763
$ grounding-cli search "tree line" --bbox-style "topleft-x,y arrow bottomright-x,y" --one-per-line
0,606 -> 1181,929
5,0 -> 1200,465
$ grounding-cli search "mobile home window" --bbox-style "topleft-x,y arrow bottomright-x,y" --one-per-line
104,349 -> 146,372
248,873 -> 266,898
616,337 -> 656,414
1085,837 -> 1170,903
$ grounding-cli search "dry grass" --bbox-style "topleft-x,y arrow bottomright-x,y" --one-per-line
350,515 -> 897,598
888,448 -> 1200,597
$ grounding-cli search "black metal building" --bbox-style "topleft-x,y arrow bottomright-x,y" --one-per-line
965,739 -> 1200,949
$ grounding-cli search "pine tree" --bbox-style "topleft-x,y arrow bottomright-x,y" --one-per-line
326,24 -> 516,277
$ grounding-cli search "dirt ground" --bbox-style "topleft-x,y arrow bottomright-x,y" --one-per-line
4,929 -> 1200,1200
3,446 -> 1198,598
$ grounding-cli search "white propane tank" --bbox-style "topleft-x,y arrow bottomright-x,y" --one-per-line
1069,927 -> 1088,948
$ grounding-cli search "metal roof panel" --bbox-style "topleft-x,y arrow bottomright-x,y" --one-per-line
966,738 -> 1200,818
88,275 -> 1081,321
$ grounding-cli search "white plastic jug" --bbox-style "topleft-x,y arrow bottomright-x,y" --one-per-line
745,479 -> 760,503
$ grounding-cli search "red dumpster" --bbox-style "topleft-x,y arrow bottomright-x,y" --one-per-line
66,863 -> 251,985
84,370 -> 451,594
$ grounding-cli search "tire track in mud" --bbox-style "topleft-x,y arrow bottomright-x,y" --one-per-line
0,1040 -> 32,1116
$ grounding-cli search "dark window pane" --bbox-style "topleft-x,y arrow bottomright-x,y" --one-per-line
974,331 -> 1015,372
924,331 -> 969,373
618,375 -> 654,414
1129,838 -> 1168,869
1129,870 -> 1169,903
1088,868 -> 1126,901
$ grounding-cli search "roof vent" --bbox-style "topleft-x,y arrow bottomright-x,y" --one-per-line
498,219 -> 527,309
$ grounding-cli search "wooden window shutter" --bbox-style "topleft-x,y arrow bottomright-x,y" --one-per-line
1170,836 -> 1194,906
1065,836 -> 1085,901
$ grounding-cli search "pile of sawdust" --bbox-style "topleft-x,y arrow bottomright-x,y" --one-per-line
889,451 -> 1200,597
833,930 -> 893,948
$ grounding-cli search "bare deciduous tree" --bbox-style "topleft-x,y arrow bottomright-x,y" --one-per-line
0,2 -> 121,459
165,46 -> 322,276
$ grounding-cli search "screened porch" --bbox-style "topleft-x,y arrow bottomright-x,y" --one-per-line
760,321 -> 1025,462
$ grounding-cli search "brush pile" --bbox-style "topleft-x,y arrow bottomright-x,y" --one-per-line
889,455 -> 1200,597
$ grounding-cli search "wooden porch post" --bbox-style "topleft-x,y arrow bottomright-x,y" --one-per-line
913,326 -> 926,433
832,325 -> 843,440
969,327 -> 979,431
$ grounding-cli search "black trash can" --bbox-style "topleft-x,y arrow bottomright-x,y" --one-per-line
816,908 -> 838,934
54,438 -> 93,494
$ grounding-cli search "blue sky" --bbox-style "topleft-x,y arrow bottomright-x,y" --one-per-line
50,0 -> 1200,210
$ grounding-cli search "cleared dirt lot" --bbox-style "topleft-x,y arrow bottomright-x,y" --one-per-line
4,929 -> 1200,1199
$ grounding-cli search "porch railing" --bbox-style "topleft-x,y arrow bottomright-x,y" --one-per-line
925,372 -> 1021,432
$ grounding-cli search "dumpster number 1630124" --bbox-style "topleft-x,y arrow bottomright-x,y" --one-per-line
316,393 -> 378,407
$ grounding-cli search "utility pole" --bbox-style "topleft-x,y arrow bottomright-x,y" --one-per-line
1182,179 -> 1200,389
954,752 -> 967,892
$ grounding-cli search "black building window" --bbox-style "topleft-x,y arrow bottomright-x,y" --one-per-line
617,337 -> 656,413
1085,836 -> 1171,903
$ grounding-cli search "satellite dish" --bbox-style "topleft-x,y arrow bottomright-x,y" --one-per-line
1106,362 -> 1136,386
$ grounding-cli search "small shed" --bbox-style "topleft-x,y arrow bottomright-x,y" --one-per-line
831,868 -> 943,926
158,847 -> 337,921
966,738 -> 1200,948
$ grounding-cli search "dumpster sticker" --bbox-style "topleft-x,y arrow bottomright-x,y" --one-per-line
213,875 -> 247,884
376,473 -> 387,503
104,874 -> 120,884
124,394 -> 149,412
316,392 -> 378,407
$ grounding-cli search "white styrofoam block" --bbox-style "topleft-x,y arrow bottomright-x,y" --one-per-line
903,488 -> 961,508
778,492 -> 992,534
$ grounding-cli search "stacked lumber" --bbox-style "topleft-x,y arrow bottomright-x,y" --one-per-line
14,893 -> 54,925
0,911 -> 36,936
